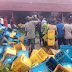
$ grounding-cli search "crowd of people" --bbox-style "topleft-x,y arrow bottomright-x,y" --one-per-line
24,15 -> 72,49
0,14 -> 72,49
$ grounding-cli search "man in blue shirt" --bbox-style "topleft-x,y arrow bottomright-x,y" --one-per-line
56,18 -> 66,46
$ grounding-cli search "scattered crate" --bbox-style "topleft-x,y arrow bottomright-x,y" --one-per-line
54,50 -> 71,63
45,57 -> 59,71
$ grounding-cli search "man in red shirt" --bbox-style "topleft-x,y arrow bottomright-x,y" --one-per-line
3,16 -> 8,27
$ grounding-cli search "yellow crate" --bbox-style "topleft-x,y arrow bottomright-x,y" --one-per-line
38,48 -> 49,61
30,49 -> 38,57
30,48 -> 49,64
54,64 -> 69,72
11,55 -> 32,72
3,47 -> 16,62
8,42 -> 16,47
48,38 -> 55,46
10,31 -> 16,38
14,42 -> 26,51
49,55 -> 54,58
48,48 -> 58,55
18,35 -> 24,43
42,47 -> 48,53
1,37 -> 8,44
48,30 -> 55,39
63,66 -> 72,72
31,62 -> 39,67
42,34 -> 48,42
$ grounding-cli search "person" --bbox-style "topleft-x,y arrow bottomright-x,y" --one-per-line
25,16 -> 41,49
0,16 -> 4,26
63,19 -> 72,45
56,18 -> 66,46
10,17 -> 13,28
41,19 -> 49,46
3,16 -> 8,27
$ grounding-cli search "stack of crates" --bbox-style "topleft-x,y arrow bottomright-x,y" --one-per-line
54,50 -> 71,63
48,30 -> 55,46
30,48 -> 49,64
60,45 -> 72,57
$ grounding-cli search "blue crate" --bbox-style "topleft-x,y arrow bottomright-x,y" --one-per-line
60,45 -> 71,48
45,57 -> 59,71
8,37 -> 13,42
61,62 -> 72,69
5,31 -> 10,37
30,62 -> 51,72
3,40 -> 8,43
54,50 -> 71,63
3,56 -> 17,65
7,27 -> 12,32
15,31 -> 21,38
17,50 -> 29,58
60,46 -> 72,58
13,39 -> 20,43
0,46 -> 4,55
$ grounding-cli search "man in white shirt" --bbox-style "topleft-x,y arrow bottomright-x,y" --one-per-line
0,16 -> 4,26
63,24 -> 72,45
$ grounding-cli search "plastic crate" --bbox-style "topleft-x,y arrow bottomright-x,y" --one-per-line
7,27 -> 12,32
10,31 -> 16,38
11,55 -> 32,72
30,49 -> 38,57
15,31 -> 21,38
48,48 -> 58,55
5,31 -> 10,37
63,65 -> 72,72
48,38 -> 55,46
3,47 -> 16,62
61,62 -> 72,69
48,30 -> 55,39
38,48 -> 49,61
60,45 -> 72,58
8,37 -> 13,42
17,50 -> 29,58
57,49 -> 60,53
30,48 -> 49,64
3,56 -> 17,65
42,34 -> 48,42
54,64 -> 69,72
14,42 -> 26,51
18,35 -> 24,43
30,62 -> 50,72
54,50 -> 71,63
45,57 -> 59,71
2,43 -> 10,46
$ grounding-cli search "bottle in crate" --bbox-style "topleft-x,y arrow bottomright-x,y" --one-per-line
54,50 -> 71,63
45,57 -> 59,71
11,55 -> 32,72
53,64 -> 69,72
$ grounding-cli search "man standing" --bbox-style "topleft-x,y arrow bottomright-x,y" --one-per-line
0,16 -> 4,26
63,23 -> 72,45
3,16 -> 8,27
56,18 -> 66,46
25,16 -> 41,49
